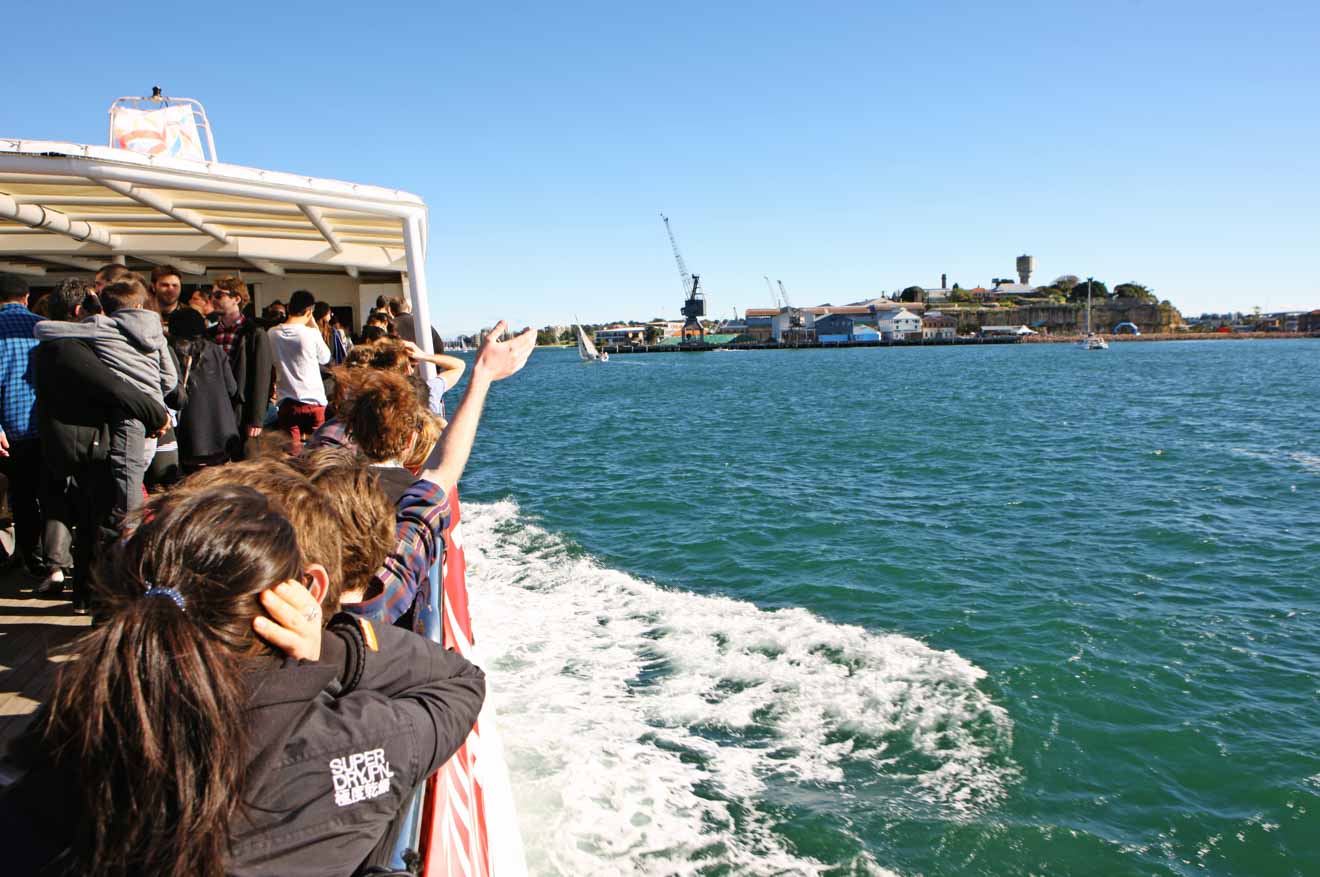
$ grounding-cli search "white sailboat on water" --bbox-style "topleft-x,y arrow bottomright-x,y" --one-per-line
575,324 -> 608,362
1078,277 -> 1109,350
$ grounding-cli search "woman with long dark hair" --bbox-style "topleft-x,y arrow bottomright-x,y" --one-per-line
3,484 -> 485,877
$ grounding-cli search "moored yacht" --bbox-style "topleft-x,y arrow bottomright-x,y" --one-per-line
1077,276 -> 1109,350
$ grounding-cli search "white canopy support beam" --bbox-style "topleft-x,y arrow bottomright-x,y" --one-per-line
136,254 -> 208,276
6,234 -> 407,272
0,262 -> 46,277
345,266 -> 359,279
38,255 -> 109,271
244,258 -> 286,276
402,215 -> 435,361
0,192 -> 121,248
94,179 -> 230,244
300,205 -> 344,253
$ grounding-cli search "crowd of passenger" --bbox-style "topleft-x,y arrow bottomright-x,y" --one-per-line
0,264 -> 535,876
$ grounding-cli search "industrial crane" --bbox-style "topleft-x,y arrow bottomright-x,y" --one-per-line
777,279 -> 794,308
764,275 -> 781,309
660,213 -> 693,299
777,279 -> 805,330
660,213 -> 706,344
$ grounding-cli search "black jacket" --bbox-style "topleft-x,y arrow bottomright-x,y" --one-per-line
393,313 -> 444,353
211,318 -> 274,430
1,615 -> 485,877
33,337 -> 169,476
173,338 -> 240,460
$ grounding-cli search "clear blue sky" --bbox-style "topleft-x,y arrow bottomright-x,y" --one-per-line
3,1 -> 1317,331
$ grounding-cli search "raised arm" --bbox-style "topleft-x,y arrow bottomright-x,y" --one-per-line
403,341 -> 466,389
419,321 -> 534,492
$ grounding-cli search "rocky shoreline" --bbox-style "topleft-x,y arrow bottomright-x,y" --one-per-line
1023,332 -> 1315,343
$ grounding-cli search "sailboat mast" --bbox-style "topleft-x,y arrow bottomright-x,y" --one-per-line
1086,277 -> 1093,335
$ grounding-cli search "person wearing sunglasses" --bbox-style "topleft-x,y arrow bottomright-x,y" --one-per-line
207,275 -> 274,458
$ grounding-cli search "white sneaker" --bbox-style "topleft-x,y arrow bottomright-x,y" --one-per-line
35,569 -> 65,596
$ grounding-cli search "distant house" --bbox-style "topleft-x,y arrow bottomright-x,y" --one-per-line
988,281 -> 1036,299
647,319 -> 684,338
876,307 -> 921,340
594,325 -> 647,345
922,311 -> 957,340
1299,310 -> 1320,333
814,313 -> 855,343
741,309 -> 776,340
853,324 -> 880,342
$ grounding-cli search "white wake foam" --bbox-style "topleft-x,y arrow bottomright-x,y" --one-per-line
463,499 -> 1015,875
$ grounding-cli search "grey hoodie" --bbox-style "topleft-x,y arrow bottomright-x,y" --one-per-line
35,309 -> 178,407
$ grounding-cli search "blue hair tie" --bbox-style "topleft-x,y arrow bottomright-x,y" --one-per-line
144,585 -> 186,612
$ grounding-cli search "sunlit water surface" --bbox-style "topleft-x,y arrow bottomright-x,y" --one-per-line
455,340 -> 1319,876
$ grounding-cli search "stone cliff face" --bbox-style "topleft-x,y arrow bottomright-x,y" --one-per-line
949,300 -> 1184,334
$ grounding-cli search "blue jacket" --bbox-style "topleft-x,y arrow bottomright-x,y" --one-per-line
0,302 -> 43,442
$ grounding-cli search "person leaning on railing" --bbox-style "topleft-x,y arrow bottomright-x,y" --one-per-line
334,320 -> 534,627
0,481 -> 485,877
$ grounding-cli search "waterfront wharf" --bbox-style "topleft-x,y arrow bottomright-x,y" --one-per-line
604,336 -> 1025,354
603,332 -> 1318,355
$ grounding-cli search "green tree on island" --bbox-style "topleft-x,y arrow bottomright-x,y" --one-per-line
644,325 -> 662,345
900,285 -> 926,303
1054,275 -> 1081,294
1113,282 -> 1156,303
1068,280 -> 1109,303
948,284 -> 973,304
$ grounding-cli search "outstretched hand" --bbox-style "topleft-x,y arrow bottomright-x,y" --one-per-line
253,580 -> 324,661
473,320 -> 535,383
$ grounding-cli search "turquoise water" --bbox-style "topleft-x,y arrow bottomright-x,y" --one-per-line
459,340 -> 1320,876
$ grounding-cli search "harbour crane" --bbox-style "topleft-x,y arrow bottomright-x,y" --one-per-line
660,213 -> 693,299
660,213 -> 706,345
777,279 -> 794,308
777,279 -> 805,331
764,275 -> 781,309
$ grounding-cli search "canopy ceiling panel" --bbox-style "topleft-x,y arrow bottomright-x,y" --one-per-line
0,139 -> 424,277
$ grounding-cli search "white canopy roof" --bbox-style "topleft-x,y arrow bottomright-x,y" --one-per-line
0,139 -> 426,280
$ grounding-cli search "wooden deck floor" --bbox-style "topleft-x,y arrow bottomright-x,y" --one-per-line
0,566 -> 89,761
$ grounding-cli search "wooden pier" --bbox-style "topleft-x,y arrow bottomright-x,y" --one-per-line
0,567 -> 88,764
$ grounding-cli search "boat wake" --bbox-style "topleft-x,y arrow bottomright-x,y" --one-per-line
462,499 -> 1017,875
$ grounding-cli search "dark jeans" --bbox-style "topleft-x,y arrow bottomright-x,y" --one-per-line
39,467 -> 74,575
71,461 -> 115,607
145,423 -> 180,490
108,419 -> 151,531
0,439 -> 42,570
277,401 -> 326,456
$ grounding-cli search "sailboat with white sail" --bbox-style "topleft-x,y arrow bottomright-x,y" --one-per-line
575,324 -> 608,362
1078,278 -> 1109,350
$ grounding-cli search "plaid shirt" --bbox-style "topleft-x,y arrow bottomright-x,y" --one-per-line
347,477 -> 451,625
212,314 -> 246,357
0,303 -> 43,442
303,418 -> 351,453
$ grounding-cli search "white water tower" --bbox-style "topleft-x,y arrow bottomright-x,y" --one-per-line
1016,254 -> 1035,286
